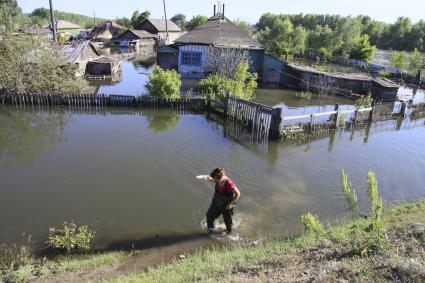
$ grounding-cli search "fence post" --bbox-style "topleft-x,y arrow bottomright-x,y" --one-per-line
224,92 -> 230,116
310,114 -> 314,134
369,100 -> 376,122
399,101 -> 407,117
353,109 -> 359,126
269,107 -> 282,140
206,94 -> 211,111
334,104 -> 340,128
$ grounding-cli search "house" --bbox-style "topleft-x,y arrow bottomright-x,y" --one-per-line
137,18 -> 181,45
90,21 -> 125,41
55,20 -> 82,36
157,45 -> 179,70
58,40 -> 101,76
172,5 -> 264,79
111,29 -> 157,51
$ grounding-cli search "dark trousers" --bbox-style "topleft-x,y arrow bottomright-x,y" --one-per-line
206,202 -> 233,233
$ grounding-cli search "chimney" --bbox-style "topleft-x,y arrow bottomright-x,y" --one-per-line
214,5 -> 216,15
222,4 -> 225,19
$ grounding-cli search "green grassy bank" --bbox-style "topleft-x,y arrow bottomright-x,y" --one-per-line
1,200 -> 424,282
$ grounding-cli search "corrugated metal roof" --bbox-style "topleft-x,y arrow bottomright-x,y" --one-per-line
145,19 -> 181,32
59,40 -> 100,64
174,14 -> 263,50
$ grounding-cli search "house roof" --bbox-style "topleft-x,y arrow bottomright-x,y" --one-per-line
128,29 -> 157,39
56,20 -> 81,30
174,14 -> 263,50
59,40 -> 100,64
144,19 -> 181,32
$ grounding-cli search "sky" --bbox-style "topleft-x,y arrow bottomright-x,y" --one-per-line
17,0 -> 425,24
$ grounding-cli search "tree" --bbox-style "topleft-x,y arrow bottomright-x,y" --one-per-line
204,47 -> 250,78
115,17 -> 131,29
197,61 -> 257,100
0,0 -> 22,32
170,13 -> 186,30
389,51 -> 407,71
186,15 -> 208,30
131,10 -> 151,29
145,67 -> 181,99
410,48 -> 423,70
349,35 -> 376,62
233,19 -> 253,36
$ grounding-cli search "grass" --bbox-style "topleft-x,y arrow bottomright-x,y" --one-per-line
107,200 -> 425,283
1,201 -> 424,282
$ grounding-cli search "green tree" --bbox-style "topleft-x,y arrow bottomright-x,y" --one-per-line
145,67 -> 181,99
233,19 -> 253,36
349,35 -> 376,62
186,15 -> 208,30
292,26 -> 308,54
197,61 -> 257,100
410,48 -> 423,70
132,10 -> 151,29
0,0 -> 22,32
115,17 -> 131,29
390,51 -> 407,71
170,13 -> 186,30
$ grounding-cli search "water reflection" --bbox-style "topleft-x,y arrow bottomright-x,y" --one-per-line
0,106 -> 67,168
146,110 -> 180,133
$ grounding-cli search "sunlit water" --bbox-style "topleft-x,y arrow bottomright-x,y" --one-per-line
0,105 -> 424,248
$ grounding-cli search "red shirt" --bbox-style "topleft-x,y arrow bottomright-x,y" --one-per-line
215,179 -> 236,196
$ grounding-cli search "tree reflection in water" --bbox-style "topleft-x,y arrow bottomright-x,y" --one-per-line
0,106 -> 67,168
146,111 -> 180,133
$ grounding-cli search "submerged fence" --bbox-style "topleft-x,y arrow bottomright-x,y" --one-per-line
0,91 -> 282,141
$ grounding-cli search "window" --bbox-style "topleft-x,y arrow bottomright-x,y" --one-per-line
181,51 -> 202,66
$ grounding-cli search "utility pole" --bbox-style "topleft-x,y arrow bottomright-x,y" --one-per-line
162,0 -> 169,44
93,10 -> 96,27
49,0 -> 57,42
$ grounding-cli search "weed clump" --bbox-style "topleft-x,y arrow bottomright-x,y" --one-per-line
46,222 -> 95,254
300,213 -> 324,236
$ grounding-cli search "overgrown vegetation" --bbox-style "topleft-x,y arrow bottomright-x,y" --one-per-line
46,222 -> 96,253
295,91 -> 312,100
145,67 -> 181,99
390,51 -> 408,71
28,8 -> 107,29
0,0 -> 85,94
300,213 -> 324,236
341,170 -> 359,214
355,94 -> 372,108
197,61 -> 257,100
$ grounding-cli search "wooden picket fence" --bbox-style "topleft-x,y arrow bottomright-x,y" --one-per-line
0,91 -> 283,140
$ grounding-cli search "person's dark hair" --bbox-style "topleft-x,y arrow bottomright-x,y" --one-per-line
210,167 -> 224,179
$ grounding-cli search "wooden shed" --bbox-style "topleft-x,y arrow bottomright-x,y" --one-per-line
157,45 -> 178,70
137,18 -> 182,45
59,40 -> 101,76
111,29 -> 157,51
86,57 -> 122,76
90,21 -> 125,41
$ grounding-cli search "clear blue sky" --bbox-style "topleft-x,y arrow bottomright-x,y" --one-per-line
17,0 -> 425,24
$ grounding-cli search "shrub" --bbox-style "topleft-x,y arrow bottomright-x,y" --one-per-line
355,94 -> 372,108
377,70 -> 391,78
300,213 -> 324,235
145,67 -> 181,99
341,170 -> 359,214
389,51 -> 407,71
46,222 -> 95,253
197,61 -> 257,101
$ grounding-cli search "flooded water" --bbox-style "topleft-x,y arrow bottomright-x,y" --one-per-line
1,105 -> 425,248
1,52 -> 425,250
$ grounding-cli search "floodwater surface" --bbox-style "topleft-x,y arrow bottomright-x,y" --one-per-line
1,105 -> 425,248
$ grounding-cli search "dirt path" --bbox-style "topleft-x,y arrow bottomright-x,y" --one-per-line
31,237 -> 209,283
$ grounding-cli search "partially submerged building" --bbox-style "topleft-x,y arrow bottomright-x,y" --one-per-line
111,29 -> 157,51
137,18 -> 182,45
90,21 -> 125,41
59,40 -> 101,76
170,5 -> 264,79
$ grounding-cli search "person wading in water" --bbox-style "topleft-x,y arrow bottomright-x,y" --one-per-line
205,168 -> 241,234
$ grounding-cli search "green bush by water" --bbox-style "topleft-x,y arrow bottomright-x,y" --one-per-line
145,67 -> 182,99
46,222 -> 95,254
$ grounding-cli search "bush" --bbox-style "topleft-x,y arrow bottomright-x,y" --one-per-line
197,61 -> 257,100
341,170 -> 359,214
355,94 -> 372,108
145,67 -> 181,99
46,222 -> 95,253
300,213 -> 324,235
